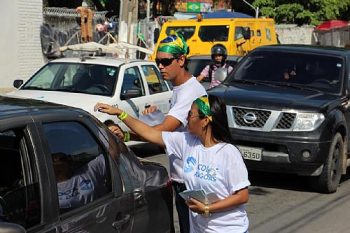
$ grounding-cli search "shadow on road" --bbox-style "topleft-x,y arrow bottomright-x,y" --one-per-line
249,169 -> 350,194
248,171 -> 314,193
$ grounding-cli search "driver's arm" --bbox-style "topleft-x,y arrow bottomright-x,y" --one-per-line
197,74 -> 205,82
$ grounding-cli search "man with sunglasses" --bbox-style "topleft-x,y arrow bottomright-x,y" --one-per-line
114,33 -> 206,233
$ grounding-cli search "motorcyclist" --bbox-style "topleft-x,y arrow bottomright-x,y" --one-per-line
197,44 -> 233,88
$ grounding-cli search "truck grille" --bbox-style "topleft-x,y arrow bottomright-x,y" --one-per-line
276,112 -> 296,129
233,107 -> 271,128
230,106 -> 297,131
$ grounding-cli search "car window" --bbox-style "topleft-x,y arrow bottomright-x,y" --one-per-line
0,129 -> 41,229
165,26 -> 196,40
42,122 -> 112,214
199,25 -> 229,42
22,63 -> 118,96
187,58 -> 212,77
266,28 -> 271,41
121,67 -> 145,99
141,65 -> 168,94
188,58 -> 238,77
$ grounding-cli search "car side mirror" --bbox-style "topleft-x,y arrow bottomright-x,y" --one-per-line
243,27 -> 251,40
0,222 -> 26,233
13,80 -> 24,89
214,67 -> 228,82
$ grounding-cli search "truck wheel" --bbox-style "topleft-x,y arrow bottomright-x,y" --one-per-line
316,133 -> 344,193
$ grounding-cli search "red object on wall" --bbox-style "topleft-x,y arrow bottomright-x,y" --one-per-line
315,20 -> 349,31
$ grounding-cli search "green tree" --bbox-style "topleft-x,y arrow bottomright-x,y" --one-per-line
249,0 -> 350,25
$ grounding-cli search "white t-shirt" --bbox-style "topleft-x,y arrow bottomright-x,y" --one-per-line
57,154 -> 107,209
166,76 -> 206,182
162,132 -> 250,233
168,76 -> 207,132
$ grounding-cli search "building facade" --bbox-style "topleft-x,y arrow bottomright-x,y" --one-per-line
1,0 -> 44,91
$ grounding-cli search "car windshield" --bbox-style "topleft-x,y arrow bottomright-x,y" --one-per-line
22,63 -> 119,96
227,51 -> 344,93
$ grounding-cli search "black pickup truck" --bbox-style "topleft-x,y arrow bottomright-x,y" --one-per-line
208,45 -> 350,193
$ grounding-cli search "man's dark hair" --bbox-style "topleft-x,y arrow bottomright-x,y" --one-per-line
173,53 -> 189,71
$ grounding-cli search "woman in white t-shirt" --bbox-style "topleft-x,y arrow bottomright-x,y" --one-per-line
95,95 -> 250,233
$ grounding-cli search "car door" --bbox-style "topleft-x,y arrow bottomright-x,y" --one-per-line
139,63 -> 172,114
0,122 -> 57,233
39,121 -> 135,233
116,63 -> 171,129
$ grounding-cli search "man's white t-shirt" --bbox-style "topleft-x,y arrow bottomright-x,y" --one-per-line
166,76 -> 206,182
57,154 -> 107,209
162,132 -> 250,233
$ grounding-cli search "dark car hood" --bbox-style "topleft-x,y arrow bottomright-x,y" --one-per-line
208,83 -> 342,111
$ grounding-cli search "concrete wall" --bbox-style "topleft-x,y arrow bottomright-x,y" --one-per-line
0,0 -> 44,92
276,24 -> 315,45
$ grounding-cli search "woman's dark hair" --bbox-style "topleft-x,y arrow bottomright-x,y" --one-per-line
198,95 -> 232,143
104,120 -> 114,127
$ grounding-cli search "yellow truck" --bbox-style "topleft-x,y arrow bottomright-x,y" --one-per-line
151,12 -> 278,59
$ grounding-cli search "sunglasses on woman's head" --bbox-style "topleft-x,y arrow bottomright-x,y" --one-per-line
155,57 -> 177,67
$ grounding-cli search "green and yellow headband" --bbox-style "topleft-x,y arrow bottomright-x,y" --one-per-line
194,96 -> 212,121
157,33 -> 189,55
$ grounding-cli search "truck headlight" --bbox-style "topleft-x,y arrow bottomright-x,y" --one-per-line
293,113 -> 325,131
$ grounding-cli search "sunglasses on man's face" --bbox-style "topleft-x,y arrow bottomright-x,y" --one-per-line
155,57 -> 177,67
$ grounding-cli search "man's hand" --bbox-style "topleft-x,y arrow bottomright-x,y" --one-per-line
142,105 -> 158,115
94,103 -> 121,115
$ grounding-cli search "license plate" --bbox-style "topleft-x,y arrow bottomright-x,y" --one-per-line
238,146 -> 262,161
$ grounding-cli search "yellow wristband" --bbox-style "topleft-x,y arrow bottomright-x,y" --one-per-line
123,131 -> 130,142
118,112 -> 128,121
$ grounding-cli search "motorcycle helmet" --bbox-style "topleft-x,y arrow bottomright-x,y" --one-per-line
211,44 -> 227,64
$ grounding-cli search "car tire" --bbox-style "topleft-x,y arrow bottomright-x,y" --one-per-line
315,133 -> 344,193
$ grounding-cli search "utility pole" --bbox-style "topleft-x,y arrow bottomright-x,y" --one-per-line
242,0 -> 259,18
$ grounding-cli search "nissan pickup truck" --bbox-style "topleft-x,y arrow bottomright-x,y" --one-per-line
208,45 -> 350,193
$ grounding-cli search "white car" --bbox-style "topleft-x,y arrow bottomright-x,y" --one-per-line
6,56 -> 173,143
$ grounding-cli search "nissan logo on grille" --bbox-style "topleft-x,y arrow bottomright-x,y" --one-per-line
243,112 -> 257,124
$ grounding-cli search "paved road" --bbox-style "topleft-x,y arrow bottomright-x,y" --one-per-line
132,144 -> 350,233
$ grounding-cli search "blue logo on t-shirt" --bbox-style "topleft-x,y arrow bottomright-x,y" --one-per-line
194,164 -> 218,182
80,179 -> 93,191
184,156 -> 196,173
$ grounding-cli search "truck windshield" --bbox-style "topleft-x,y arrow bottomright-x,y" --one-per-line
199,25 -> 229,42
228,51 -> 344,93
166,26 -> 195,40
22,63 -> 119,96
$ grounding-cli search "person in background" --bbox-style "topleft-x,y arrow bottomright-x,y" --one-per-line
197,44 -> 233,89
105,120 -> 125,140
95,95 -> 250,233
99,33 -> 206,233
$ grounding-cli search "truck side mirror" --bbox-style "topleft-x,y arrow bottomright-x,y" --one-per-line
0,222 -> 26,233
214,67 -> 228,82
154,28 -> 160,44
243,27 -> 251,40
